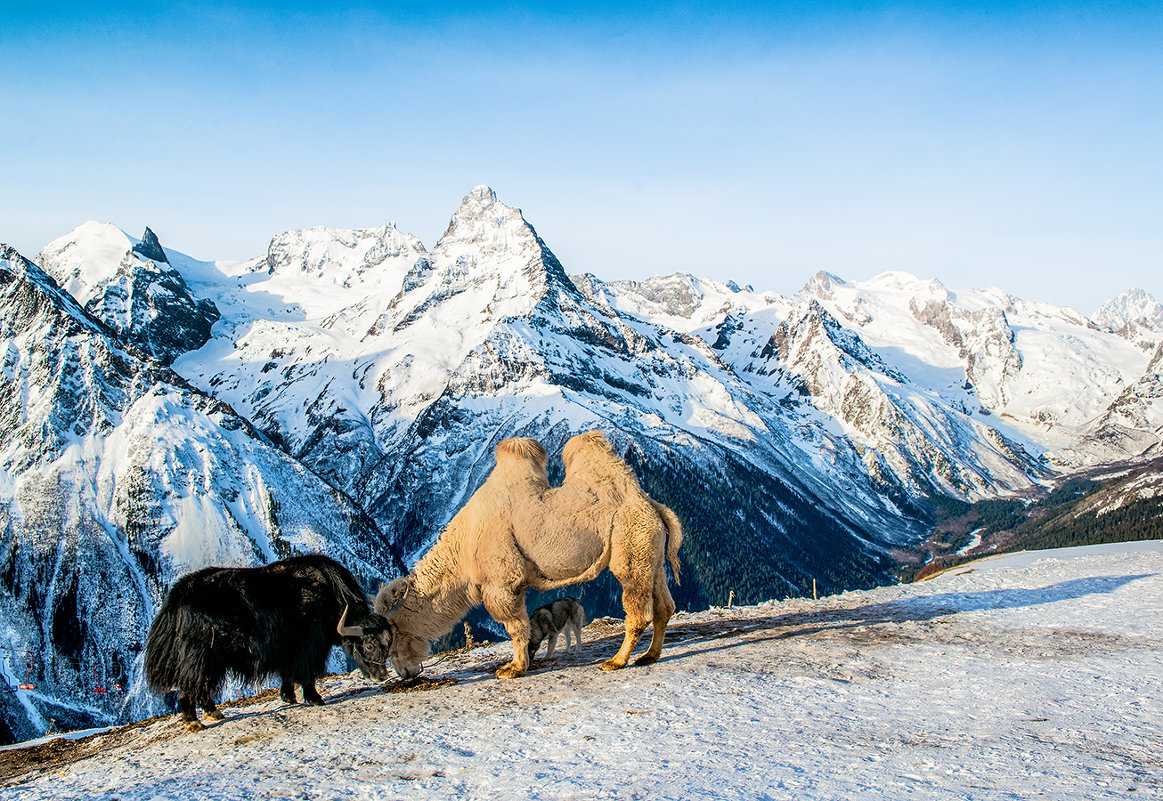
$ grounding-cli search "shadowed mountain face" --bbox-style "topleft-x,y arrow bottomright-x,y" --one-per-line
4,186 -> 1161,743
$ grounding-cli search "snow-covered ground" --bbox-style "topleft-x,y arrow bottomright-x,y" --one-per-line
2,542 -> 1161,800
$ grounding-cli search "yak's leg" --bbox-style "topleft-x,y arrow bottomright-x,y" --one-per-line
178,693 -> 203,732
545,631 -> 558,659
201,698 -> 225,721
302,681 -> 325,706
483,584 -> 530,679
279,679 -> 297,704
635,566 -> 676,666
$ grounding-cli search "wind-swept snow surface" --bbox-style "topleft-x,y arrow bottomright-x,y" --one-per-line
3,542 -> 1160,800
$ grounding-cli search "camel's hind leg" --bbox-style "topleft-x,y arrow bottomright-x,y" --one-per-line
634,566 -> 676,666
602,608 -> 650,671
602,564 -> 654,671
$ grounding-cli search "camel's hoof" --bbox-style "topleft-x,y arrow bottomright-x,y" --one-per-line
203,708 -> 225,721
495,663 -> 526,679
183,720 -> 205,733
600,659 -> 626,671
634,653 -> 659,666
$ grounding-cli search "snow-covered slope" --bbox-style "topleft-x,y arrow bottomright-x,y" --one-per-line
0,246 -> 402,743
3,542 -> 1159,800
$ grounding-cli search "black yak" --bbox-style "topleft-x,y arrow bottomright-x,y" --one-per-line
145,554 -> 393,731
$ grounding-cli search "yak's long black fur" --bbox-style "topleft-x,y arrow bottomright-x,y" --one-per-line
145,554 -> 391,728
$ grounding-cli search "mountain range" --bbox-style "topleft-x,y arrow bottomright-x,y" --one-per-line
2,185 -> 1160,743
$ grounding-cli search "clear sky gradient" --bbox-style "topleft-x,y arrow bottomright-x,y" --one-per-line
3,2 -> 1160,313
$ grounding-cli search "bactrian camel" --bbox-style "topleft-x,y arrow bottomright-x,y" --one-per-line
369,431 -> 682,679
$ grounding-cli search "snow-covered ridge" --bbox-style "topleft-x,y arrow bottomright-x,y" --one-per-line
1092,287 -> 1163,335
589,264 -> 1162,467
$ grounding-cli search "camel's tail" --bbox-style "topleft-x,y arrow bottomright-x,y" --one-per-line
650,500 -> 684,586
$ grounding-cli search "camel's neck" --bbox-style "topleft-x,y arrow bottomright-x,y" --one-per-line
403,536 -> 473,640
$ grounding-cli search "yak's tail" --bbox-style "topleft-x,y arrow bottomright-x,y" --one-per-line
144,597 -> 183,693
650,500 -> 684,586
144,594 -> 228,700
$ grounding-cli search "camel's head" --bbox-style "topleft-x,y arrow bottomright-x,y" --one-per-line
375,576 -> 430,680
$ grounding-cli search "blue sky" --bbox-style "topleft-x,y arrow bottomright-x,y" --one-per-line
3,2 -> 1160,312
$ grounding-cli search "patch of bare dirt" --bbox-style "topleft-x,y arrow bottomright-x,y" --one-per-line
0,714 -> 178,786
385,677 -> 460,694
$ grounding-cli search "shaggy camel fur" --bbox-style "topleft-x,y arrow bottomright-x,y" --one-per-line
378,431 -> 682,679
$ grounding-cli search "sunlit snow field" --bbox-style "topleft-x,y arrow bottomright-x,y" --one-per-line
2,541 -> 1161,800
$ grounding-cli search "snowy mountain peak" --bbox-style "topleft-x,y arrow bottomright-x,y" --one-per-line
438,185 -> 534,252
36,222 -> 221,364
800,270 -> 846,299
261,223 -> 427,296
1091,288 -> 1163,336
35,221 -> 136,304
1,242 -> 30,267
617,272 -> 707,318
861,271 -> 947,297
575,272 -> 779,331
432,186 -> 578,310
131,227 -> 169,264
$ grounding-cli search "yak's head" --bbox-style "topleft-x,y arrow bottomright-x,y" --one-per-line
336,606 -> 393,683
375,576 -> 429,681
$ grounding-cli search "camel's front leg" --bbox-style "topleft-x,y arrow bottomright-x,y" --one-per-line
483,584 -> 530,679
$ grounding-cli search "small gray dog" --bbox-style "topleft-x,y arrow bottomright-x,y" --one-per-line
527,597 -> 587,661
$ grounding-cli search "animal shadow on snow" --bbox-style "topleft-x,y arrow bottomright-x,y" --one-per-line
165,681 -> 395,733
653,573 -> 1157,664
195,573 -> 1159,703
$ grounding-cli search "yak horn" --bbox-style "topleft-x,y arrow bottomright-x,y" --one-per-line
337,605 -> 364,637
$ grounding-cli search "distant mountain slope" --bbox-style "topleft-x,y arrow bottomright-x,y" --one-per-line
583,270 -> 1162,468
903,459 -> 1163,580
0,246 -> 402,744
